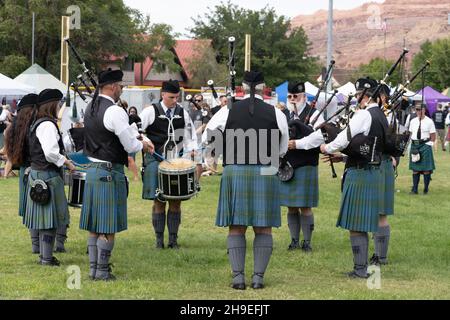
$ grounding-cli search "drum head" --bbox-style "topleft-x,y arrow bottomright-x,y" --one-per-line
159,158 -> 195,171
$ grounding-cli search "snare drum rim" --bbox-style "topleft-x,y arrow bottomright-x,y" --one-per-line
158,166 -> 196,175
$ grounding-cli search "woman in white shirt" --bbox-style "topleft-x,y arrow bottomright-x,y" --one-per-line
23,89 -> 75,266
408,104 -> 436,194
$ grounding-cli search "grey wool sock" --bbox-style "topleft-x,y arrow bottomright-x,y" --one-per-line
40,229 -> 56,262
374,225 -> 390,263
167,211 -> 181,245
55,224 -> 68,252
252,233 -> 273,286
95,238 -> 115,280
227,235 -> 246,285
30,229 -> 40,254
287,213 -> 300,241
152,212 -> 166,246
350,233 -> 369,277
300,214 -> 314,244
88,236 -> 98,279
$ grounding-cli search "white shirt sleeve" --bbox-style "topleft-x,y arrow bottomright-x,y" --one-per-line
182,109 -> 198,151
295,130 -> 325,150
275,107 -> 289,157
35,122 -> 66,167
325,109 -> 372,154
428,118 -> 436,134
446,113 -> 450,126
63,134 -> 74,153
103,105 -> 143,154
0,109 -> 10,122
140,106 -> 155,131
202,107 -> 229,144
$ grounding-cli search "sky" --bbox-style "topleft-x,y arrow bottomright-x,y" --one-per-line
123,0 -> 385,37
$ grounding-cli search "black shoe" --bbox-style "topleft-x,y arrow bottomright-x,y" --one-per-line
39,256 -> 60,267
231,283 -> 246,290
423,188 -> 429,194
369,254 -> 380,265
251,282 -> 264,289
156,240 -> 165,249
54,247 -> 66,253
95,273 -> 116,281
410,189 -> 418,195
301,240 -> 312,253
168,241 -> 179,249
347,271 -> 369,279
288,239 -> 300,250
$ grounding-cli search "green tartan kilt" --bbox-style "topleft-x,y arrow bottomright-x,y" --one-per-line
79,165 -> 127,234
23,169 -> 70,230
216,165 -> 281,228
409,143 -> 435,172
18,166 -> 29,218
380,158 -> 395,216
279,165 -> 319,208
142,154 -> 160,200
336,166 -> 383,233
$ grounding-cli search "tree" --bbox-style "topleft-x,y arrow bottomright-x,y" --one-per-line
0,55 -> 29,78
352,57 -> 402,85
0,0 -> 178,81
189,1 -> 319,88
410,38 -> 450,92
185,41 -> 228,89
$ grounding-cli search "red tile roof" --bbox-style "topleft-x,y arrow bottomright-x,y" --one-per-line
134,39 -> 212,87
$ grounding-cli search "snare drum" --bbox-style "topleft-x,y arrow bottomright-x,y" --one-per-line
156,158 -> 198,200
68,170 -> 86,207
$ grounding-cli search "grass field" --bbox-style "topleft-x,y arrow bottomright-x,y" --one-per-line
1,149 -> 450,300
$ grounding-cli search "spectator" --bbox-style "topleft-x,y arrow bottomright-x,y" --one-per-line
432,104 -> 446,151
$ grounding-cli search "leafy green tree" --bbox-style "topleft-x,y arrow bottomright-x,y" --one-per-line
0,0 -> 178,81
352,57 -> 402,85
0,55 -> 29,78
189,1 -> 319,88
410,38 -> 450,92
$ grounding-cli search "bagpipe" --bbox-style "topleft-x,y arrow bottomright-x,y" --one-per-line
227,36 -> 236,110
382,60 -> 431,157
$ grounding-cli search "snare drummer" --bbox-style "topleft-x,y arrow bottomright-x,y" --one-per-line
24,89 -> 76,266
80,69 -> 153,281
140,79 -> 197,249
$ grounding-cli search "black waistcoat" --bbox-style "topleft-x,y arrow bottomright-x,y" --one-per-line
285,119 -> 319,168
145,103 -> 185,155
223,98 -> 280,166
29,118 -> 64,171
84,96 -> 128,165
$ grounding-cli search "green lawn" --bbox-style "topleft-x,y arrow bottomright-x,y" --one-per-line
1,150 -> 450,300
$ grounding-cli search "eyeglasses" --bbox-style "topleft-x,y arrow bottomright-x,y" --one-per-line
195,100 -> 202,103
415,108 -> 422,111
287,94 -> 299,99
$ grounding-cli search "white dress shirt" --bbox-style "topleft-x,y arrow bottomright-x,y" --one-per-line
324,104 -> 377,154
409,116 -> 436,146
202,94 -> 289,157
35,121 -> 66,168
88,94 -> 143,162
445,113 -> 450,126
0,109 -> 10,122
140,101 -> 198,152
287,101 -> 320,125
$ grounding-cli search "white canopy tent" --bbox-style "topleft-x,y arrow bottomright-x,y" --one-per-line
0,72 -> 36,98
14,64 -> 67,93
336,82 -> 356,97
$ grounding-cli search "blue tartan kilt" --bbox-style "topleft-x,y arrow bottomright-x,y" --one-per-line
79,164 -> 127,234
279,165 -> 319,208
142,154 -> 160,200
336,166 -> 383,233
380,158 -> 395,216
216,165 -> 281,228
18,166 -> 29,218
409,143 -> 435,172
23,169 -> 70,230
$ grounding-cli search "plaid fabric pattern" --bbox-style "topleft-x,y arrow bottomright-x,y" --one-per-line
18,166 -> 29,218
79,164 -> 127,234
336,166 -> 383,233
142,154 -> 160,200
23,169 -> 70,230
380,158 -> 395,216
279,165 -> 319,208
409,143 -> 435,172
216,165 -> 281,227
